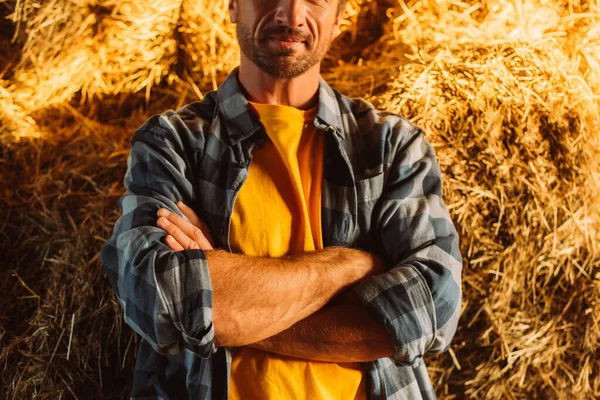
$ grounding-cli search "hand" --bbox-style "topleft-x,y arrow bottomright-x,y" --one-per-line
156,201 -> 215,251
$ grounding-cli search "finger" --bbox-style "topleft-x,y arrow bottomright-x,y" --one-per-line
157,208 -> 199,243
176,201 -> 216,247
176,201 -> 216,246
157,209 -> 214,251
164,234 -> 185,251
188,225 -> 213,250
157,216 -> 201,250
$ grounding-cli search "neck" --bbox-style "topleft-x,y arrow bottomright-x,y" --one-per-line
237,54 -> 320,110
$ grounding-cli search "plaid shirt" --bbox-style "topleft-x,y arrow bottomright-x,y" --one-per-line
100,67 -> 462,400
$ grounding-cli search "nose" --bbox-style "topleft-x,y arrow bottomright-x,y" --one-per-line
274,0 -> 306,28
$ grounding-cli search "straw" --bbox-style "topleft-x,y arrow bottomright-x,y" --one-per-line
1,0 -> 600,398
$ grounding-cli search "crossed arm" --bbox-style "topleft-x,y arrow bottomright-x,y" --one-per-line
101,121 -> 461,367
155,201 -> 395,363
247,290 -> 395,362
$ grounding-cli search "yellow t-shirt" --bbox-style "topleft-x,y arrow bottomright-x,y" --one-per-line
228,100 -> 367,400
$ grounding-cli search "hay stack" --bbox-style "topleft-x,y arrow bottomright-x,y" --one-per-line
1,0 -> 181,141
357,0 -> 599,397
0,91 -> 181,398
2,0 -> 600,398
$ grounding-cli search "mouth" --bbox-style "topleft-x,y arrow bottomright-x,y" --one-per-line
267,35 -> 306,48
269,35 -> 304,43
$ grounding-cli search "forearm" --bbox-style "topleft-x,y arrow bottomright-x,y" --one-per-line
206,248 -> 382,347
245,290 -> 394,362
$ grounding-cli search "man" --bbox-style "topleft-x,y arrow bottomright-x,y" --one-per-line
100,0 -> 463,398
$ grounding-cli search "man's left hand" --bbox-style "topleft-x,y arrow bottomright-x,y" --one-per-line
156,201 -> 215,251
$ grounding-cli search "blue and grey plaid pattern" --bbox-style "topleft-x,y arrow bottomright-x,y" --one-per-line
100,66 -> 462,400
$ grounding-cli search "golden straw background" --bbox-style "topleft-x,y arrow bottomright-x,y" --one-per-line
1,0 -> 599,398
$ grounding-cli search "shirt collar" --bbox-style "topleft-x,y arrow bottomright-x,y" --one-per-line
216,66 -> 345,145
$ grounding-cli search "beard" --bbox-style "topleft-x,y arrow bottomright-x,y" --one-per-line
236,21 -> 333,79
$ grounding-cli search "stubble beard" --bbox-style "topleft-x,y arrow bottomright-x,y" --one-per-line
236,22 -> 332,79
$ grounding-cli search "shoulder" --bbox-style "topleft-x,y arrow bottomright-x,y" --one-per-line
350,95 -> 420,135
335,91 -> 427,165
131,91 -> 220,150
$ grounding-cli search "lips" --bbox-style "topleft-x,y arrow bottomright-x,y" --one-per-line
269,35 -> 305,43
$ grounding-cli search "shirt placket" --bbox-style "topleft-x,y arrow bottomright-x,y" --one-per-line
319,123 -> 358,247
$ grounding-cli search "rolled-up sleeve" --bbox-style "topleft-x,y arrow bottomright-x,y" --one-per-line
352,122 -> 462,366
100,115 -> 216,358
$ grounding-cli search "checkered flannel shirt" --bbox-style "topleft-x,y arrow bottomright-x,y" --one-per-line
100,66 -> 463,399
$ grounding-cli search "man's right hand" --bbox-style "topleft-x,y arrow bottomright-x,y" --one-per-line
157,201 -> 215,251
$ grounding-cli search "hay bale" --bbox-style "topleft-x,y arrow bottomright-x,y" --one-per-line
2,0 -> 600,398
0,90 -> 183,398
1,0 -> 181,141
356,0 -> 600,397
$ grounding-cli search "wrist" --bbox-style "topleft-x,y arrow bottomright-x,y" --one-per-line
329,247 -> 383,290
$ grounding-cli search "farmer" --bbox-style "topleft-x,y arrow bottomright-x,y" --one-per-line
100,0 -> 463,398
